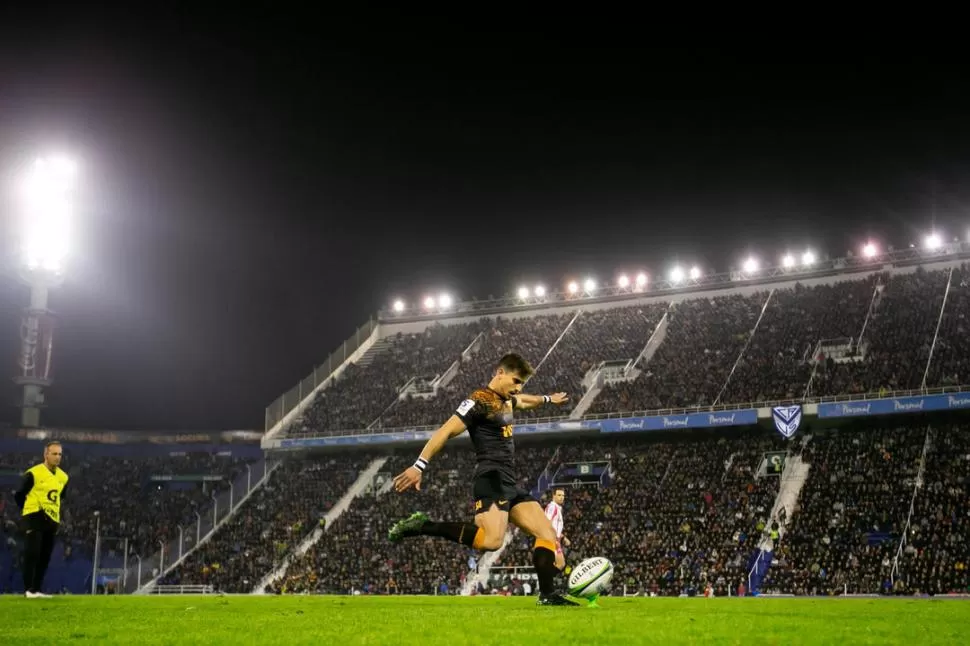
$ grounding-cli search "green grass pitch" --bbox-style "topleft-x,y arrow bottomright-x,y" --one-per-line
2,595 -> 968,645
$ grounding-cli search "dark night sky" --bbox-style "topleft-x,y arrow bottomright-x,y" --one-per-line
1,13 -> 969,430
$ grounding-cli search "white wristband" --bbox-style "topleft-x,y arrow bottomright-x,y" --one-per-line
413,457 -> 428,472
543,395 -> 551,404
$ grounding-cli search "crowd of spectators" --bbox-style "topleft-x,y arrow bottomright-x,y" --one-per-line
761,425 -> 925,595
589,294 -> 765,414
723,277 -> 877,404
811,269 -> 950,397
267,445 -> 557,595
291,322 -> 482,434
375,314 -> 574,429
283,266 -> 968,440
896,424 -> 970,595
4,421 -> 965,597
166,454 -> 371,593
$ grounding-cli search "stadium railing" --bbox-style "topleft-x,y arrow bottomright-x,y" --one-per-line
276,384 -> 970,439
891,427 -> 933,583
264,319 -> 378,431
919,267 -> 954,389
151,584 -> 215,595
120,458 -> 277,594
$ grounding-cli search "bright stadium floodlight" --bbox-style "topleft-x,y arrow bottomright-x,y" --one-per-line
802,250 -> 816,266
635,272 -> 648,288
583,278 -> 596,293
862,242 -> 878,258
21,155 -> 76,273
689,266 -> 702,280
534,284 -> 546,298
567,281 -> 579,294
617,274 -> 630,288
392,299 -> 405,313
423,295 -> 436,310
438,293 -> 453,309
781,254 -> 795,268
743,256 -> 760,274
517,285 -> 530,299
669,266 -> 685,284
15,154 -> 77,429
925,232 -> 942,250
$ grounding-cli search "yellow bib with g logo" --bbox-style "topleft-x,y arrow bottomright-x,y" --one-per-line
22,464 -> 68,523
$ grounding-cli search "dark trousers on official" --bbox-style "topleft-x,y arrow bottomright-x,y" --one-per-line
23,512 -> 58,593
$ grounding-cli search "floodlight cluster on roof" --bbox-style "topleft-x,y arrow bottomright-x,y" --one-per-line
388,233 -> 965,315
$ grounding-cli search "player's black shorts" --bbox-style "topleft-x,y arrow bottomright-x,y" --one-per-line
472,470 -> 536,513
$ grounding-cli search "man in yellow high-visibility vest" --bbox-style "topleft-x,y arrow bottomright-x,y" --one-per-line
14,441 -> 69,599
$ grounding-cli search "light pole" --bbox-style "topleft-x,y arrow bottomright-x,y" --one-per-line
13,155 -> 76,427
178,525 -> 184,561
195,511 -> 202,545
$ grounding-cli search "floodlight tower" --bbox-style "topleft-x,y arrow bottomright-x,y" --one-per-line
14,156 -> 75,428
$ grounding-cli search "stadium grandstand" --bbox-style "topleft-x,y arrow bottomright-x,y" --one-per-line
4,244 -> 970,599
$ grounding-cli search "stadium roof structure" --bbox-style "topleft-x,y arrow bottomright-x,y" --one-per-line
380,242 -> 970,323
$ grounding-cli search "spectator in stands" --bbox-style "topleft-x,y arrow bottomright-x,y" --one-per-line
896,423 -> 970,595
267,445 -> 556,595
723,278 -> 877,404
923,265 -> 970,388
590,294 -> 766,415
812,269 -> 950,397
500,432 -> 783,597
294,323 -> 482,434
762,425 -> 925,595
376,315 -> 574,429
515,304 -> 668,420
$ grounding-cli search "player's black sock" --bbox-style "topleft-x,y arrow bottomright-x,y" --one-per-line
421,522 -> 482,548
533,540 -> 559,596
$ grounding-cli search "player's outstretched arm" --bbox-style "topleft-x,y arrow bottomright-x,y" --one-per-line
513,392 -> 569,411
392,415 -> 467,493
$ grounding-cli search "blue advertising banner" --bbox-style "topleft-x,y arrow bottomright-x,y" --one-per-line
280,431 -> 434,448
511,420 -> 599,435
275,393 -> 970,449
817,393 -> 970,418
599,409 -> 759,433
277,410 -> 759,448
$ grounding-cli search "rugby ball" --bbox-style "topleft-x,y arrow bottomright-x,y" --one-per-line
567,556 -> 614,598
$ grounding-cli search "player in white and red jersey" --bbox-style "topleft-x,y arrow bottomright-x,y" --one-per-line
544,488 -> 570,570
